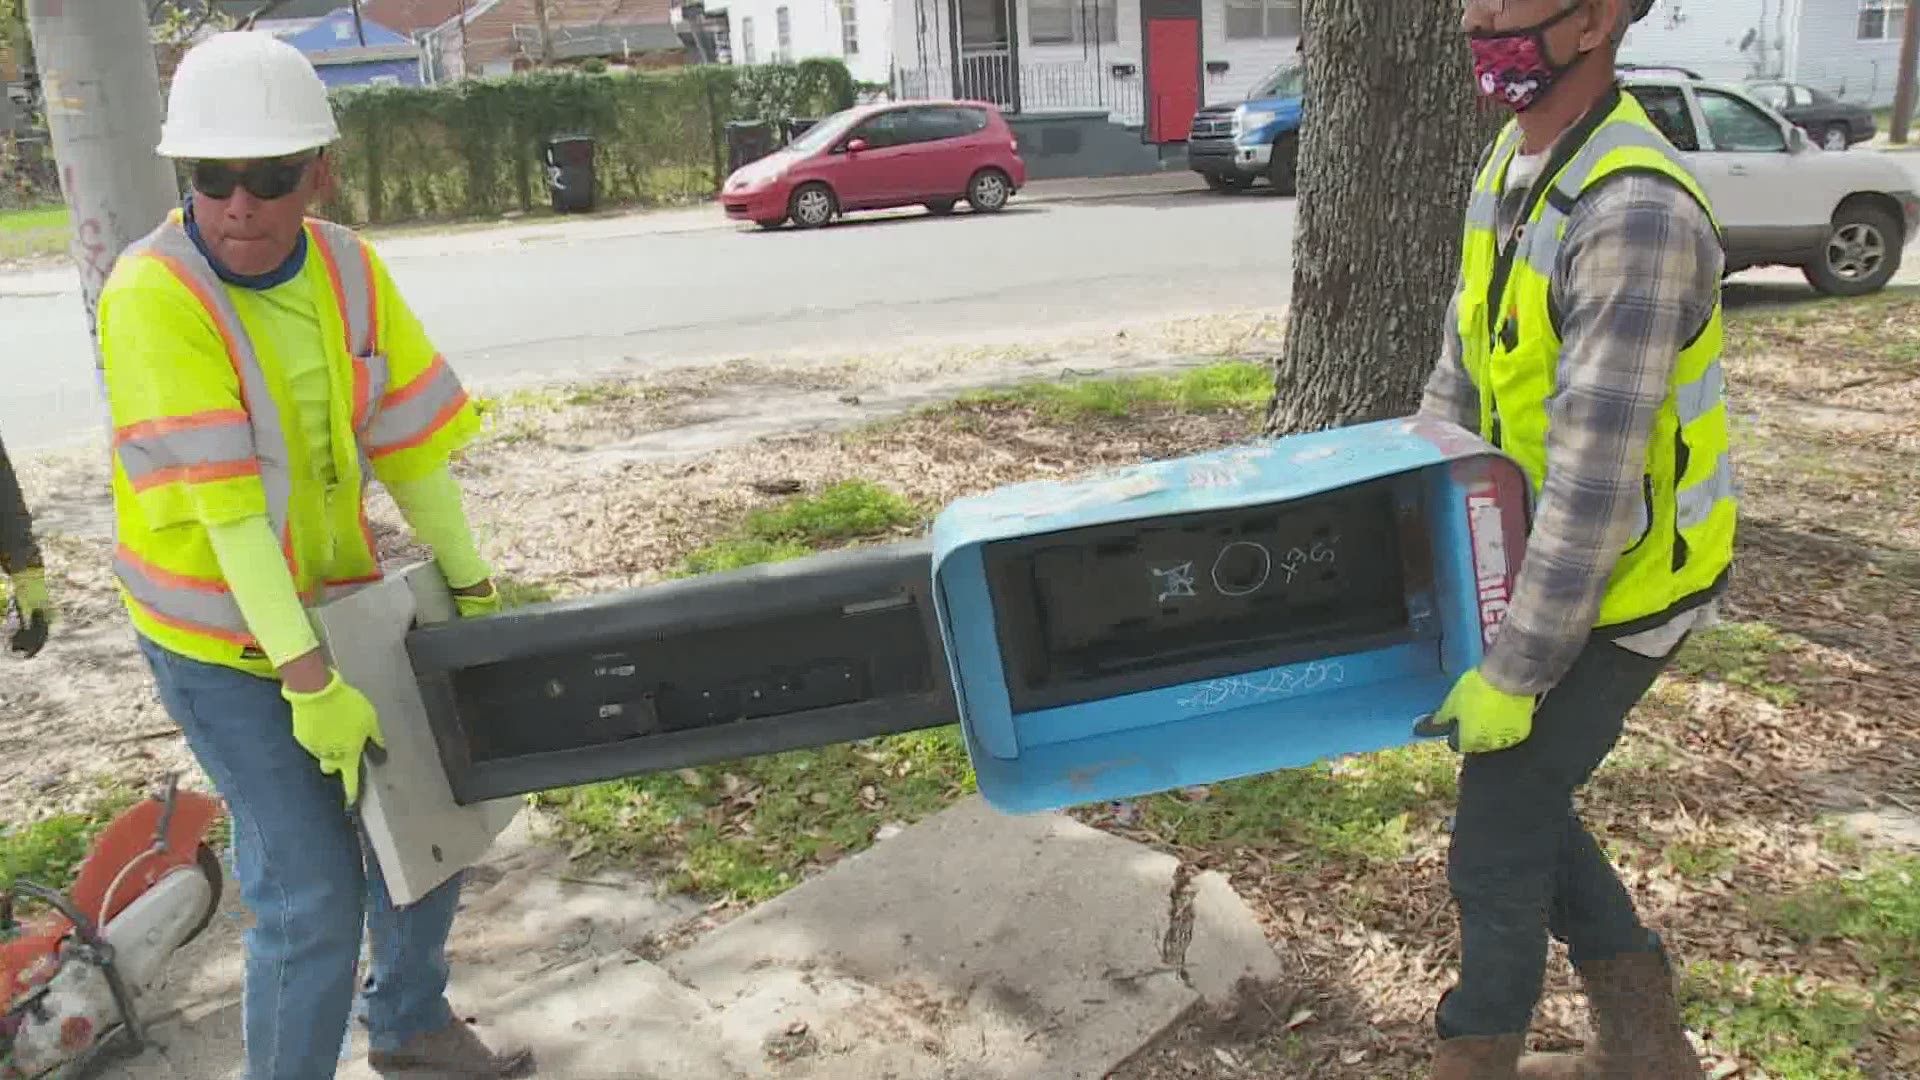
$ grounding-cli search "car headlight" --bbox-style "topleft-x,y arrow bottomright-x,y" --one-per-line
1239,109 -> 1279,133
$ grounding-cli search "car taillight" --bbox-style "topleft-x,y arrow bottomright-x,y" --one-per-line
1010,137 -> 1019,153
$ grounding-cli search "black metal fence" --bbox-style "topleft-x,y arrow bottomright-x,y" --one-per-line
894,61 -> 1145,127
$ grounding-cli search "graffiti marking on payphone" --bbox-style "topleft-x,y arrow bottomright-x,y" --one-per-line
1210,541 -> 1272,596
1151,562 -> 1198,602
1277,536 -> 1339,584
1176,660 -> 1346,712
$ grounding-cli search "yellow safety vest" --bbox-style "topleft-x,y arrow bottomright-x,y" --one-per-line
100,213 -> 479,674
1455,91 -> 1735,635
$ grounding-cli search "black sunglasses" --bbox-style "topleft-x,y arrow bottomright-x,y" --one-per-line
191,152 -> 319,201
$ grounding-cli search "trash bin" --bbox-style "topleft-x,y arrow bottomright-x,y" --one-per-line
783,117 -> 820,143
542,135 -> 596,214
725,120 -> 778,175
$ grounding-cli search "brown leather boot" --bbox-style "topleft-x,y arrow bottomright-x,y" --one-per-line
1517,949 -> 1704,1080
368,1018 -> 534,1078
1431,1034 -> 1525,1080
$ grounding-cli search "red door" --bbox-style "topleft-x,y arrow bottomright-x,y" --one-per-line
1145,18 -> 1200,143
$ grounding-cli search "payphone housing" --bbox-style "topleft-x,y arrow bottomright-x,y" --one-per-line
930,417 -> 1531,813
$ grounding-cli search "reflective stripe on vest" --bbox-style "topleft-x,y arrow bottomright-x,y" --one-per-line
308,222 -> 391,443
113,545 -> 253,644
1514,123 -> 1697,280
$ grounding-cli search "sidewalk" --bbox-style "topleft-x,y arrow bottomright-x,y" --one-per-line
116,798 -> 1285,1080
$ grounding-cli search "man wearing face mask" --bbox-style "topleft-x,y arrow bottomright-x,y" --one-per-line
96,32 -> 530,1079
1414,0 -> 1730,1077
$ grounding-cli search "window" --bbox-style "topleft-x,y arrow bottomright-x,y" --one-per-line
839,0 -> 859,55
776,6 -> 791,60
741,16 -> 756,63
1028,0 -> 1118,46
1858,0 -> 1907,40
1226,0 -> 1301,40
1697,90 -> 1788,152
911,106 -> 991,141
1626,85 -> 1700,151
852,109 -> 917,148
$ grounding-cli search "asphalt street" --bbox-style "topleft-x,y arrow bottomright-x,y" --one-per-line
1,186 -> 1298,452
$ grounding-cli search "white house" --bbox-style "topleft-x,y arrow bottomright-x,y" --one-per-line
1621,0 -> 1914,107
891,0 -> 1300,138
726,0 -> 895,84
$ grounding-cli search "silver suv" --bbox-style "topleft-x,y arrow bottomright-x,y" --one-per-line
1622,72 -> 1918,296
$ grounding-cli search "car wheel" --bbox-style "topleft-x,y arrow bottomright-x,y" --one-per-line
1804,204 -> 1903,296
1203,174 -> 1251,193
925,199 -> 958,216
1821,123 -> 1850,151
789,183 -> 837,229
1268,133 -> 1299,196
967,169 -> 1011,213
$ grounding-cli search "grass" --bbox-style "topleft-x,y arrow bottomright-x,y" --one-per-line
536,727 -> 975,902
0,203 -> 71,262
1669,621 -> 1801,706
1681,965 -> 1874,1080
1760,856 -> 1920,987
1665,839 -> 1741,881
0,787 -> 140,892
1130,743 -> 1458,864
957,362 -> 1273,420
674,480 -> 921,577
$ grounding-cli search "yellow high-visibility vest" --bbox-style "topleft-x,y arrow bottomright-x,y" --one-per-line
1454,91 -> 1735,634
100,213 -> 480,674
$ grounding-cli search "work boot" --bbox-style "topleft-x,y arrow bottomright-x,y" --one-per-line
1517,949 -> 1705,1080
367,1018 -> 534,1078
1430,1033 -> 1525,1080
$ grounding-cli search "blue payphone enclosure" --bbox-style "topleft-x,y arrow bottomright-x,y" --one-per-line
930,416 -> 1532,814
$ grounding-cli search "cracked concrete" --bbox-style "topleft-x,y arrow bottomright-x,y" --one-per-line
110,797 -> 1284,1078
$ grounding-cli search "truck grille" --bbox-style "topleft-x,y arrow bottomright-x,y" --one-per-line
1189,115 -> 1235,140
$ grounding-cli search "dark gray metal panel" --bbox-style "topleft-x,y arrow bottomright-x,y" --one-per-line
1004,114 -> 1176,179
405,542 -> 961,805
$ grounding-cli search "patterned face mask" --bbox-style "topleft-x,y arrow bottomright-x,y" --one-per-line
1467,2 -> 1589,112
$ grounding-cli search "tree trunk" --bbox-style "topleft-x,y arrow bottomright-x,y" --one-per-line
1892,0 -> 1918,145
1264,0 -> 1503,436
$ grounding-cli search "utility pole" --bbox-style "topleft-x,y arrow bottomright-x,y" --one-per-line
1892,0 -> 1918,145
533,0 -> 555,64
24,0 -> 178,365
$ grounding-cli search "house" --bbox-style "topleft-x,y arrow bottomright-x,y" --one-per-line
725,0 -> 892,84
257,8 -> 424,86
421,0 -> 689,81
891,0 -> 1298,140
1620,0 -> 1915,107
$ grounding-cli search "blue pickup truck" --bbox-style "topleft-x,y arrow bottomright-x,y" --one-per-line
1187,60 -> 1304,195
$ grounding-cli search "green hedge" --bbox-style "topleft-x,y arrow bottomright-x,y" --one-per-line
318,60 -> 856,225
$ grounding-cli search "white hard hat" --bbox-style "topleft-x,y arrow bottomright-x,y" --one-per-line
157,31 -> 340,159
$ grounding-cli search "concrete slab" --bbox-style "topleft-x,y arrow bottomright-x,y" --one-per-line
664,796 -> 1284,1080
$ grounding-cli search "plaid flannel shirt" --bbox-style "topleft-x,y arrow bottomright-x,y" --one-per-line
1420,164 -> 1725,696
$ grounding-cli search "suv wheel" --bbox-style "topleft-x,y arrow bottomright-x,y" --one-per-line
790,183 -> 837,229
1804,204 -> 1902,296
967,169 -> 1011,213
1821,123 -> 1850,151
1268,133 -> 1299,197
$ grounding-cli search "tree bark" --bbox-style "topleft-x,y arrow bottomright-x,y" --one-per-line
1892,0 -> 1918,145
1264,0 -> 1503,436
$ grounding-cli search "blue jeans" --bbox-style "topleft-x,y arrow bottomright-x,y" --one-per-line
1438,637 -> 1673,1039
139,637 -> 461,1079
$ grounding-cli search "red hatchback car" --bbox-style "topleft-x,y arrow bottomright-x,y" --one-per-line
723,101 -> 1027,229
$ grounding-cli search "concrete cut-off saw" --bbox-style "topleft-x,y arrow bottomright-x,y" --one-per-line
1,778 -> 225,1078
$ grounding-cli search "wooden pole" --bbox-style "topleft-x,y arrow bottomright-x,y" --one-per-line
1891,0 -> 1918,144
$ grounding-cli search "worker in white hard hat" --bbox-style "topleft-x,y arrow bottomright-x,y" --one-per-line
95,31 -> 531,1079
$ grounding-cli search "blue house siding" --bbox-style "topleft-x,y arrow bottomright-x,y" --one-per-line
313,57 -> 422,87
269,8 -> 422,87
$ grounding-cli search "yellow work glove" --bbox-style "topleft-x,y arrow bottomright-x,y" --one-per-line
5,567 -> 50,658
283,672 -> 386,807
451,579 -> 501,620
1413,669 -> 1538,754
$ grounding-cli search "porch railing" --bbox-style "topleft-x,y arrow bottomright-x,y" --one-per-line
893,61 -> 1145,127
